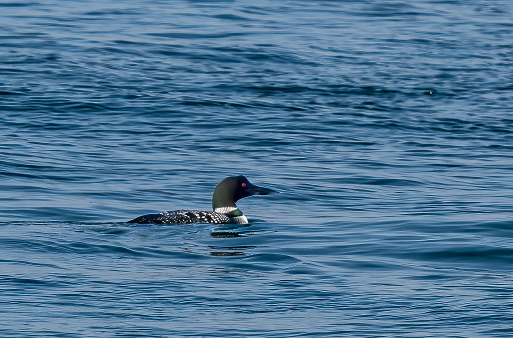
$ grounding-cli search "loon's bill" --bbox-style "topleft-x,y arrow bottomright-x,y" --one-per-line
128,175 -> 276,225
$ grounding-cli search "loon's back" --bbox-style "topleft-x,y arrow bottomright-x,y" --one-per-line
128,210 -> 230,225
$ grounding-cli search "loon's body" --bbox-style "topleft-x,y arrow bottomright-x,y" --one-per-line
128,176 -> 275,225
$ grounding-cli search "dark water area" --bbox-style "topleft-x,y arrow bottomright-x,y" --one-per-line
1,0 -> 513,336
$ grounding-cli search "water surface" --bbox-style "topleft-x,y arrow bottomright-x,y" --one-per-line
1,0 -> 513,336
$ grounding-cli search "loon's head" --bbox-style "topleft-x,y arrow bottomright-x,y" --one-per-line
212,175 -> 276,212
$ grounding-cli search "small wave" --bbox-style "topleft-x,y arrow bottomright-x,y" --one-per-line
148,32 -> 247,39
245,253 -> 302,264
212,14 -> 250,21
410,246 -> 513,267
328,177 -> 423,186
0,276 -> 59,286
0,2 -> 36,7
0,90 -> 23,95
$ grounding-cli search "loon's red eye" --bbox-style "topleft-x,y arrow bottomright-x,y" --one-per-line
242,183 -> 246,188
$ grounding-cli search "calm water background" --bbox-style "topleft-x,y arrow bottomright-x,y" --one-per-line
1,0 -> 513,336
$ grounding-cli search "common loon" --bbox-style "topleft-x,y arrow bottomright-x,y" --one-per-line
128,175 -> 276,224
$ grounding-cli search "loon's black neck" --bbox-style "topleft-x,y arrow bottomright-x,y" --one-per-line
212,177 -> 238,211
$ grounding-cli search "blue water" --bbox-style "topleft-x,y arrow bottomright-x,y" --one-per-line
1,0 -> 513,336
